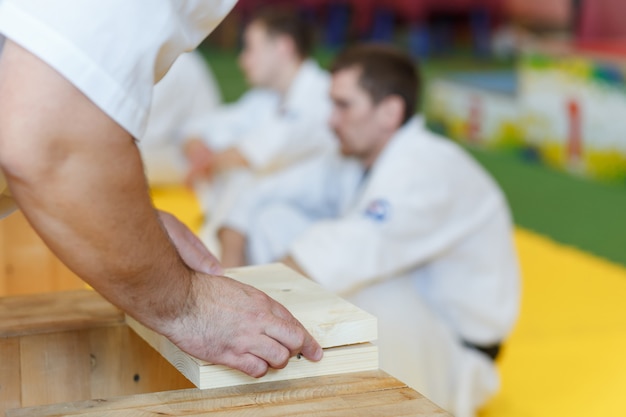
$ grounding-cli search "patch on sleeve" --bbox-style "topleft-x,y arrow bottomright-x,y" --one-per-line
363,199 -> 391,222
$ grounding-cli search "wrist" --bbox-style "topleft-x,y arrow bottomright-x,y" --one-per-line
125,257 -> 197,338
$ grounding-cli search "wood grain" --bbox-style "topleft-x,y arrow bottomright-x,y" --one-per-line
8,371 -> 452,417
88,325 -> 195,400
0,217 -> 6,295
0,292 -> 194,415
126,263 -> 379,389
128,314 -> 378,389
19,330 -> 92,407
0,211 -> 84,297
225,263 -> 378,348
0,338 -> 21,413
0,290 -> 124,338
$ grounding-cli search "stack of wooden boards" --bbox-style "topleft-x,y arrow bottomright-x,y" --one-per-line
126,263 -> 380,389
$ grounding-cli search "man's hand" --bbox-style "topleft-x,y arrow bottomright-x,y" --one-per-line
165,272 -> 324,377
184,138 -> 215,185
157,210 -> 222,275
158,213 -> 323,376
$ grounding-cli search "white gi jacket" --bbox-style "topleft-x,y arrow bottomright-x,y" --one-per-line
194,59 -> 336,251
224,117 -> 520,416
192,59 -> 336,173
0,0 -> 236,217
139,51 -> 222,186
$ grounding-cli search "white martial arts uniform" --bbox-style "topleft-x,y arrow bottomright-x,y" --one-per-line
139,51 -> 222,186
192,59 -> 335,171
224,117 -> 520,417
0,0 -> 236,218
194,59 -> 336,253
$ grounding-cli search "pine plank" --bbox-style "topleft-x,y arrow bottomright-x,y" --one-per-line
0,218 -> 6,295
19,330 -> 92,407
129,313 -> 378,389
50,255 -> 84,294
88,325 -> 194,399
0,338 -> 21,416
0,211 -> 84,297
1,212 -> 55,295
0,290 -> 124,338
8,370 -> 452,417
126,263 -> 379,389
225,263 -> 378,347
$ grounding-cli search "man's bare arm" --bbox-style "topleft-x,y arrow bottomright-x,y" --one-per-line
0,41 -> 321,376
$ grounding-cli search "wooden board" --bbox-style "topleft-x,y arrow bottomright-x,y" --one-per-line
0,290 -> 123,338
0,290 -> 195,416
7,370 -> 452,417
225,263 -> 378,347
19,331 -> 92,407
0,339 -> 21,412
127,263 -> 379,389
0,211 -> 84,297
128,315 -> 378,389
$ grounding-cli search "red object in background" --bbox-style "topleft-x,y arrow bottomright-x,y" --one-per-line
578,0 -> 626,42
567,99 -> 583,163
504,0 -> 570,27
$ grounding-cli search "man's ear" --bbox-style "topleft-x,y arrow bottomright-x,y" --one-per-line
377,95 -> 405,130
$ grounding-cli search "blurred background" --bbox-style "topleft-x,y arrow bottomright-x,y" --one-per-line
196,0 -> 626,415
200,0 -> 626,264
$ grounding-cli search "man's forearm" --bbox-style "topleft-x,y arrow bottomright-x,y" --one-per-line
0,40 -> 192,333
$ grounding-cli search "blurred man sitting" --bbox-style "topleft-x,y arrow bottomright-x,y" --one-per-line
138,50 -> 222,186
217,44 -> 520,417
183,8 -> 335,251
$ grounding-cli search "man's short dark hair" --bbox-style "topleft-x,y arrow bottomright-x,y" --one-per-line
331,44 -> 420,125
251,9 -> 313,60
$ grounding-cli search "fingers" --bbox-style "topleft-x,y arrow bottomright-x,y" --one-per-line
182,226 -> 224,275
158,210 -> 223,275
223,352 -> 270,378
265,304 -> 324,362
298,332 -> 324,361
247,335 -> 292,370
230,333 -> 319,377
169,275 -> 323,381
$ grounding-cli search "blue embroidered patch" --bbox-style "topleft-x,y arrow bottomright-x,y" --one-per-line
364,199 -> 391,222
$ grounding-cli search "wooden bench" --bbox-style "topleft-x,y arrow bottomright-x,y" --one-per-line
1,277 -> 451,416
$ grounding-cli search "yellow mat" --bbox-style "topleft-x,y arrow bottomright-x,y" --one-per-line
151,187 -> 626,417
480,229 -> 626,417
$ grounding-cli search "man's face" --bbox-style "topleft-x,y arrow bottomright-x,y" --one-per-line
239,22 -> 280,88
329,67 -> 386,160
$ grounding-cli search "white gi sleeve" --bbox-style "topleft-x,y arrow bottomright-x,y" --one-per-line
188,90 -> 280,151
0,0 -> 236,139
235,109 -> 332,171
221,155 -> 335,234
289,178 -> 503,295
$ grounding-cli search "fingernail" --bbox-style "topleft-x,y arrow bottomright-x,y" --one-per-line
315,346 -> 324,361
